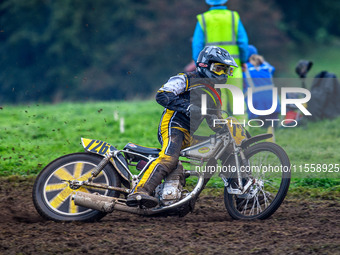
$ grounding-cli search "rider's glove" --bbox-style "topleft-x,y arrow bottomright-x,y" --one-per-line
186,104 -> 201,118
206,113 -> 228,133
215,124 -> 229,134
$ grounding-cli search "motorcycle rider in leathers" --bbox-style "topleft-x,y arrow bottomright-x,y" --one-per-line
127,46 -> 238,208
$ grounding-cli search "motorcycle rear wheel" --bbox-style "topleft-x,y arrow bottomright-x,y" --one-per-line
223,142 -> 291,220
33,153 -> 121,222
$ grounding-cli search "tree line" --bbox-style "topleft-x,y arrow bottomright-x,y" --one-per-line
0,0 -> 339,103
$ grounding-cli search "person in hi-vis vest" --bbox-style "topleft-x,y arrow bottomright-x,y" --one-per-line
192,0 -> 248,122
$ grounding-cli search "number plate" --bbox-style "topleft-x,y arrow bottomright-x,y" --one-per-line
81,138 -> 115,156
226,117 -> 247,146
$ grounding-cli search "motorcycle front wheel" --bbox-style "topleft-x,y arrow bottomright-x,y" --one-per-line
33,153 -> 121,222
223,142 -> 291,220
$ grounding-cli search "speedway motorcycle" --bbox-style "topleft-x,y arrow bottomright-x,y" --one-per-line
33,116 -> 291,222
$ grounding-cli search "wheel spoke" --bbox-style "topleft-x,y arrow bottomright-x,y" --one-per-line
49,187 -> 73,209
34,154 -> 120,222
77,168 -> 105,181
249,200 -> 256,216
45,161 -> 111,215
259,187 -> 270,208
54,167 -> 74,181
225,143 -> 290,219
241,199 -> 249,214
69,196 -> 78,214
45,183 -> 68,192
73,162 -> 84,179
256,195 -> 262,213
264,181 -> 279,191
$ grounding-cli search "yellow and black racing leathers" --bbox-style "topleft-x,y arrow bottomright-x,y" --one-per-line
135,71 -> 221,194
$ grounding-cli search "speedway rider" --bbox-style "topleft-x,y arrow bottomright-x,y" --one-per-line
127,46 -> 238,208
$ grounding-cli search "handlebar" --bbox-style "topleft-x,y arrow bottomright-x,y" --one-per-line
203,108 -> 231,117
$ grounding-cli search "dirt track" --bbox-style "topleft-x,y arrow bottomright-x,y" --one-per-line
0,177 -> 339,255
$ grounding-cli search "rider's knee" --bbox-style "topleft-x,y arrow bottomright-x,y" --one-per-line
158,154 -> 179,172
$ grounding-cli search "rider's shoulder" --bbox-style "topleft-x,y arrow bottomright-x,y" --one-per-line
164,74 -> 187,89
158,74 -> 188,95
167,74 -> 187,84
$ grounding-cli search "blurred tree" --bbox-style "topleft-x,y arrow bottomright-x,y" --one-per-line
0,0 -> 205,103
0,0 -> 337,103
275,0 -> 340,43
229,0 -> 289,71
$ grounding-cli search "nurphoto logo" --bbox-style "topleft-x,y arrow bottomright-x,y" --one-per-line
201,84 -> 312,128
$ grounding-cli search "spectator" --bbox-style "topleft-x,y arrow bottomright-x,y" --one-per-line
243,45 -> 280,141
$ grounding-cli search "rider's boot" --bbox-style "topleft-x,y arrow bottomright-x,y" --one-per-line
126,190 -> 159,208
126,162 -> 175,208
127,127 -> 183,208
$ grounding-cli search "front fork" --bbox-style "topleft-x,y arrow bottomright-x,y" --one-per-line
234,144 -> 250,190
88,153 -> 112,182
222,144 -> 253,195
86,150 -> 154,195
69,150 -> 133,194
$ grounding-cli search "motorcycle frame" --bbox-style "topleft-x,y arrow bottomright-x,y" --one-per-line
81,132 -> 233,195
84,130 -> 270,196
75,130 -> 272,215
113,132 -> 231,190
76,134 -> 232,215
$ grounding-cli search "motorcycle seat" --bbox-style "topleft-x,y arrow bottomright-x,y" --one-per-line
123,143 -> 160,161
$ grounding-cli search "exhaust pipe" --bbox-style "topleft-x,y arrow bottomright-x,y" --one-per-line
73,192 -> 148,214
73,174 -> 205,215
73,192 -> 117,213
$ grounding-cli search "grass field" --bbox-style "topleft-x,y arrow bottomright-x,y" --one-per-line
283,43 -> 340,80
1,100 -> 339,197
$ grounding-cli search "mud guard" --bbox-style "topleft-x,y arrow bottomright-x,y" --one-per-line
81,138 -> 130,187
240,134 -> 273,149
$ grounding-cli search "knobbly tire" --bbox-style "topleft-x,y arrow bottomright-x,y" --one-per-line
33,153 -> 121,222
223,142 -> 291,220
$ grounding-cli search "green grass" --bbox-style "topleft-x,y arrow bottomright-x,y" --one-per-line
283,43 -> 340,79
1,100 -> 339,196
0,101 -> 163,176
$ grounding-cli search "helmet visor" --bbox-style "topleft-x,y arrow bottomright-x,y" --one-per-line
210,63 -> 234,76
